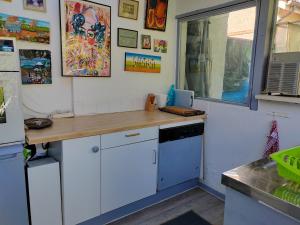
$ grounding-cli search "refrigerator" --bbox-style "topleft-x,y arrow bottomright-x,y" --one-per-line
0,37 -> 29,225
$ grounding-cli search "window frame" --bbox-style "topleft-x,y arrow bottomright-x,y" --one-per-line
175,0 -> 276,110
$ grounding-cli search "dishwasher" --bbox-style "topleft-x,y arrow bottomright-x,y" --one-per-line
158,121 -> 204,191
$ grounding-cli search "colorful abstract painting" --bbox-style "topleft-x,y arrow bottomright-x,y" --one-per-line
145,0 -> 168,31
19,49 -> 52,84
125,52 -> 161,73
154,39 -> 167,53
61,0 -> 111,77
0,87 -> 6,124
0,13 -> 50,44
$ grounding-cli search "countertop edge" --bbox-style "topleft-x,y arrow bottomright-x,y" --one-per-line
221,173 -> 300,222
26,112 -> 206,145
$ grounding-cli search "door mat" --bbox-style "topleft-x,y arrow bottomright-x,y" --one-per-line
161,211 -> 212,225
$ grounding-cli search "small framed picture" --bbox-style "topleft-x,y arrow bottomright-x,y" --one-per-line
141,35 -> 151,50
154,39 -> 168,53
118,0 -> 139,20
23,0 -> 46,12
118,28 -> 138,48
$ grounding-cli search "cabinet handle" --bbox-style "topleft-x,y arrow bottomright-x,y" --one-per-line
92,146 -> 100,153
152,150 -> 157,165
125,133 -> 140,138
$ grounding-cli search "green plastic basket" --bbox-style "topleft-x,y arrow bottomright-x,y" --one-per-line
270,146 -> 300,184
273,182 -> 300,206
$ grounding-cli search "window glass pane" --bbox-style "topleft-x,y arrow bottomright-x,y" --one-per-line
178,6 -> 256,104
273,0 -> 300,53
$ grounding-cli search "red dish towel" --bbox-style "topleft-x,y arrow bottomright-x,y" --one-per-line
264,120 -> 279,158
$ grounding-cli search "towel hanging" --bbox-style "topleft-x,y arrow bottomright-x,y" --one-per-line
264,120 -> 279,158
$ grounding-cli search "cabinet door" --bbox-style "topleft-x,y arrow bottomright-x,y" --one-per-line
101,140 -> 158,213
61,136 -> 100,225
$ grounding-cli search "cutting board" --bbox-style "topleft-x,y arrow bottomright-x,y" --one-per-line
159,106 -> 205,117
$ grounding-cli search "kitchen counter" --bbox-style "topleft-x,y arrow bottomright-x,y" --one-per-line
25,110 -> 206,145
222,158 -> 300,221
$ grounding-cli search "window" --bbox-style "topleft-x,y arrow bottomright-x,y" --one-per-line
177,4 -> 257,105
273,0 -> 300,53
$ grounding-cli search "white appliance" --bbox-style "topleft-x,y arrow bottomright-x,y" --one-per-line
174,89 -> 194,108
0,37 -> 24,146
27,158 -> 62,225
0,38 -> 29,225
266,52 -> 300,96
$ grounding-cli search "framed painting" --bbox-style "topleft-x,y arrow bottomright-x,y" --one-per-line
118,0 -> 139,20
145,0 -> 168,31
124,52 -> 161,73
19,49 -> 52,84
154,39 -> 167,53
60,0 -> 111,77
141,34 -> 151,49
117,28 -> 138,48
0,37 -> 19,71
0,13 -> 50,44
23,0 -> 47,12
0,87 -> 6,124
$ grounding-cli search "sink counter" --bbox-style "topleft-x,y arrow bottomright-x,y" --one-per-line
222,158 -> 300,221
25,110 -> 206,145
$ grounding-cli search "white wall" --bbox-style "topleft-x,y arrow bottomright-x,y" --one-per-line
0,0 -> 176,117
176,0 -> 234,15
176,0 -> 300,194
0,0 -> 73,117
73,0 -> 176,115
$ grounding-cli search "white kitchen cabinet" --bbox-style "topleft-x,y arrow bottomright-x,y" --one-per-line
49,136 -> 101,225
101,139 -> 158,213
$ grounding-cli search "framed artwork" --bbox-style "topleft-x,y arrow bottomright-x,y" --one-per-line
0,37 -> 18,71
117,28 -> 138,48
23,0 -> 47,12
154,39 -> 167,53
141,34 -> 151,49
124,52 -> 161,73
60,0 -> 111,77
0,13 -> 50,44
118,0 -> 139,20
0,87 -> 6,124
145,0 -> 168,31
19,49 -> 52,84
0,39 -> 14,52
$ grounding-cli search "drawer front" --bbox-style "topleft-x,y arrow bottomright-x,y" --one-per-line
101,127 -> 158,149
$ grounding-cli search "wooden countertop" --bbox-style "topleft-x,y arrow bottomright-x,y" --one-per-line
25,110 -> 206,145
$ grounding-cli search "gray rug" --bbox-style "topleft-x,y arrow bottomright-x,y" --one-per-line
161,211 -> 212,225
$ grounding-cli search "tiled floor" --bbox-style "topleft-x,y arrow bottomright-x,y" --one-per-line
108,188 -> 224,225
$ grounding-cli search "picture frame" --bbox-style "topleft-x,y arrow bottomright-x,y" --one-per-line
154,39 -> 167,53
145,0 -> 168,31
141,35 -> 151,49
23,0 -> 47,12
118,0 -> 139,20
118,28 -> 138,48
0,37 -> 19,71
0,13 -> 50,44
124,52 -> 161,73
19,49 -> 52,85
59,0 -> 111,77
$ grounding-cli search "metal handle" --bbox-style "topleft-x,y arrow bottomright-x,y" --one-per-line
125,133 -> 140,138
92,146 -> 100,153
0,153 -> 18,161
152,150 -> 157,164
